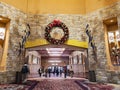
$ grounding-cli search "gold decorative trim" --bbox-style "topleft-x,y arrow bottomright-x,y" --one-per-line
25,39 -> 88,48
65,39 -> 88,48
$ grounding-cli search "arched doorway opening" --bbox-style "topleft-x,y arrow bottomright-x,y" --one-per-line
25,44 -> 89,79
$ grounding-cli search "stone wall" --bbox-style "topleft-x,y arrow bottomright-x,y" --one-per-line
12,0 -> 120,84
0,2 -> 26,84
27,14 -> 87,42
0,2 -> 87,83
86,1 -> 120,83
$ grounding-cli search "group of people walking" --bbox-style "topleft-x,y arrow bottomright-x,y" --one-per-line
20,64 -> 74,83
38,66 -> 74,78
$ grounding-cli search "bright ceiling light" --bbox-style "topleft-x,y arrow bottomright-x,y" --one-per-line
110,20 -> 114,22
56,63 -> 58,65
48,60 -> 61,63
46,48 -> 65,56
52,64 -> 55,65
0,18 -> 3,20
49,53 -> 62,56
47,51 -> 63,54
46,48 -> 65,52
52,63 -> 58,65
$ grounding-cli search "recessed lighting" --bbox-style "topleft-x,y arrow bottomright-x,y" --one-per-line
52,63 -> 58,65
0,18 -> 3,20
110,20 -> 114,22
48,51 -> 63,54
48,60 -> 61,63
46,48 -> 65,56
49,53 -> 62,56
46,48 -> 65,51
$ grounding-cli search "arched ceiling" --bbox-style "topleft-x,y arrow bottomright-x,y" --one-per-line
0,0 -> 85,14
86,0 -> 120,13
0,0 -> 120,14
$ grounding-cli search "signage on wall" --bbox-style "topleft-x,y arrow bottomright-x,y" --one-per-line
116,31 -> 120,41
108,32 -> 114,43
0,28 -> 5,40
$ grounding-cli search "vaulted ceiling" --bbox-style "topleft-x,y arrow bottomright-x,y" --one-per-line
0,0 -> 120,14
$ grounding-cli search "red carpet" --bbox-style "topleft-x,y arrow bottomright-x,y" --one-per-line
0,79 -> 114,90
33,79 -> 114,90
0,80 -> 38,90
33,79 -> 83,90
75,80 -> 114,90
0,84 -> 25,90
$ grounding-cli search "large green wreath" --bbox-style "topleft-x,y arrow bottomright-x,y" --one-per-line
45,20 -> 69,45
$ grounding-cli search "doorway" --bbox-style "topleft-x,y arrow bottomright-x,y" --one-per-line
26,44 -> 89,79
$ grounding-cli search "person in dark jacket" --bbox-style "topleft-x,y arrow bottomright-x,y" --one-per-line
21,63 -> 30,82
48,68 -> 51,77
38,68 -> 42,77
64,66 -> 67,78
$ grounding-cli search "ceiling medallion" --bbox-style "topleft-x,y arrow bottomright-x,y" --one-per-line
45,20 -> 69,45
